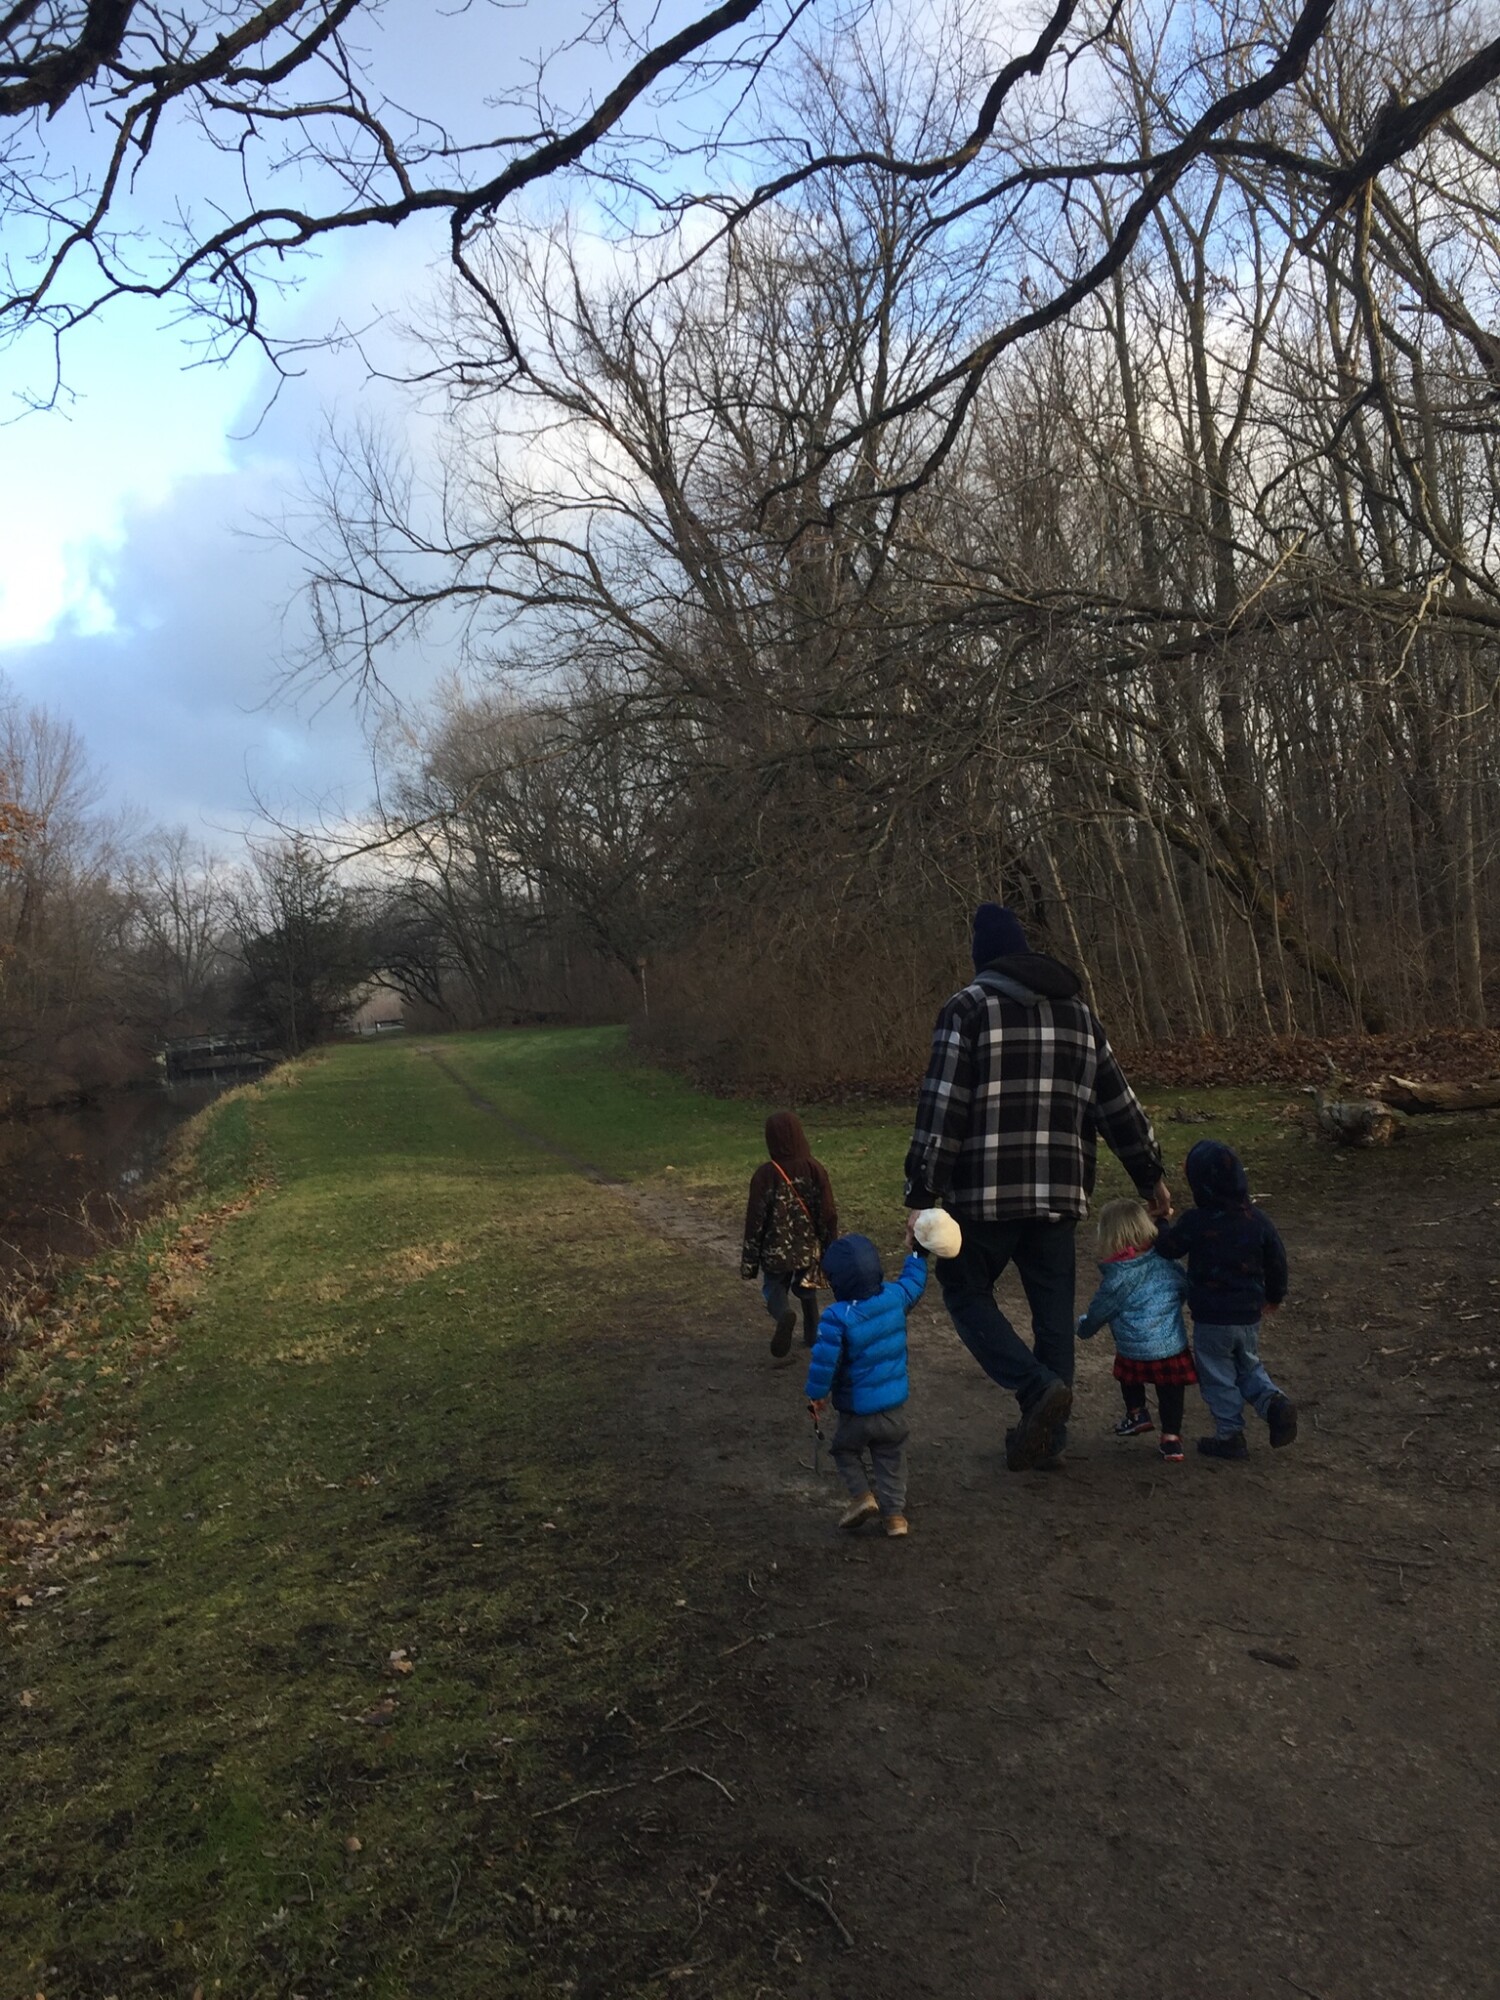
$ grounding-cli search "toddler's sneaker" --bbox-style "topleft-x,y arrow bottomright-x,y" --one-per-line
1114,1408 -> 1154,1438
1158,1433 -> 1184,1462
1197,1432 -> 1249,1460
883,1514 -> 909,1538
770,1307 -> 797,1358
1267,1394 -> 1298,1448
839,1493 -> 879,1531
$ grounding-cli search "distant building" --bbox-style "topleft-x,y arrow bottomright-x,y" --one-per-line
349,978 -> 409,1037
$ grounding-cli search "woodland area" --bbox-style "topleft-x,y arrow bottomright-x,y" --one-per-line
291,0 -> 1500,1086
0,693 -> 379,1105
7,0 -> 1500,1089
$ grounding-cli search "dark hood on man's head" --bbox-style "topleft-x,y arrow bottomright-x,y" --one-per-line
765,1111 -> 811,1168
1185,1139 -> 1250,1209
821,1233 -> 884,1303
977,952 -> 1082,1002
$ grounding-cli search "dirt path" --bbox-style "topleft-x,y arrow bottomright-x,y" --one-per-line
430,1060 -> 1500,1999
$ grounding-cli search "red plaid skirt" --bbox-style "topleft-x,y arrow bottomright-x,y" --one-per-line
1114,1350 -> 1198,1387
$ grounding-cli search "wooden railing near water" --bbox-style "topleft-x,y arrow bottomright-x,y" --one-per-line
157,1034 -> 279,1079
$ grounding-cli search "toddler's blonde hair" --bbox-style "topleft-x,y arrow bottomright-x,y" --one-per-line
1094,1197 -> 1157,1260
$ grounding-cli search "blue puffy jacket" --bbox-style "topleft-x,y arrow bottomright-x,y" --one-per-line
1154,1140 -> 1288,1325
804,1236 -> 925,1415
1077,1249 -> 1189,1360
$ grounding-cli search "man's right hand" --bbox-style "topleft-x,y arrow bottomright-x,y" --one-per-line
1146,1178 -> 1173,1218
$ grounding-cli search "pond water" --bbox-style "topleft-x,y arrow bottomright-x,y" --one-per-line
0,1073 -> 255,1281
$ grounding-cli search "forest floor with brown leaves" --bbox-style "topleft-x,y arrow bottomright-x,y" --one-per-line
4,1029 -> 1497,1999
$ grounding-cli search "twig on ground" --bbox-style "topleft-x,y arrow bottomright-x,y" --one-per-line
655,1764 -> 736,1803
1248,1648 -> 1301,1670
783,1868 -> 855,1948
1279,1524 -> 1438,1567
1284,1978 -> 1331,2000
531,1780 -> 637,1819
439,1861 -> 463,1935
656,1701 -> 706,1735
719,1618 -> 833,1659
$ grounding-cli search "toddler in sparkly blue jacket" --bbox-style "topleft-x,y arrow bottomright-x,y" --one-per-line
805,1234 -> 926,1537
1078,1197 -> 1196,1461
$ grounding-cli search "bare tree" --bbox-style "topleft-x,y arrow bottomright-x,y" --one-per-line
6,0 -> 1500,462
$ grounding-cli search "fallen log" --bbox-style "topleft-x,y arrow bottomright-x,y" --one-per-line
1314,1094 -> 1404,1146
1381,1073 -> 1500,1113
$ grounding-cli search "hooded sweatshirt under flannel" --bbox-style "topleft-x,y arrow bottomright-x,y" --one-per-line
902,952 -> 1163,1222
1153,1140 -> 1288,1325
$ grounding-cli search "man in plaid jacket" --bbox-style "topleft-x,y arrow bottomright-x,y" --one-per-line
904,903 -> 1169,1470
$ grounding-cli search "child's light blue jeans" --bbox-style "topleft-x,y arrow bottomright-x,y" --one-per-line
1193,1320 -> 1282,1437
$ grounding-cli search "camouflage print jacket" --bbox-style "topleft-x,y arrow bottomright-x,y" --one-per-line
741,1158 -> 838,1281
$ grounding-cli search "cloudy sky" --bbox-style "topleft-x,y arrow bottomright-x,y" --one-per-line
0,0 -> 661,844
1,245 -> 438,840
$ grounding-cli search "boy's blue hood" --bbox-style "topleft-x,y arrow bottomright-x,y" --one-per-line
1185,1140 -> 1249,1209
822,1233 -> 884,1302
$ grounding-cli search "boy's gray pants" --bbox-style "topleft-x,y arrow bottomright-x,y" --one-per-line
831,1402 -> 909,1515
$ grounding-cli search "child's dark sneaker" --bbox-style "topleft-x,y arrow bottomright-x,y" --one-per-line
1197,1432 -> 1249,1460
1006,1379 -> 1073,1470
770,1307 -> 797,1358
839,1493 -> 879,1531
1114,1408 -> 1154,1438
1158,1433 -> 1184,1462
1267,1393 -> 1298,1448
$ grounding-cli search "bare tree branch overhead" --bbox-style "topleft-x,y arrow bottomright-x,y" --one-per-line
4,0 -> 1500,441
0,0 -> 778,382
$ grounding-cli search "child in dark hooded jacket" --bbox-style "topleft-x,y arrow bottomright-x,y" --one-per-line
805,1234 -> 926,1537
742,1112 -> 839,1357
1154,1140 -> 1297,1459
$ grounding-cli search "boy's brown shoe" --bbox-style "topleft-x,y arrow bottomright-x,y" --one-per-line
839,1494 -> 879,1531
883,1514 -> 910,1538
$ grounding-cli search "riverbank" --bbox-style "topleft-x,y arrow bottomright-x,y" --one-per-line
0,1075 -> 252,1292
4,1031 -> 1497,1998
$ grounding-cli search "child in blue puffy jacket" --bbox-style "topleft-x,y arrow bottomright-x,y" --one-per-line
1078,1197 -> 1195,1462
805,1234 -> 926,1538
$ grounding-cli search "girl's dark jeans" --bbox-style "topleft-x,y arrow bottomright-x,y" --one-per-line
763,1273 -> 820,1344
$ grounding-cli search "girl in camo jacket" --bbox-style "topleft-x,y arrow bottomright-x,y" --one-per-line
741,1111 -> 838,1358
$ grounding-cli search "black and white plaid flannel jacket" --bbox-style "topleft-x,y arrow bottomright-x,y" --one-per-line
903,971 -> 1162,1221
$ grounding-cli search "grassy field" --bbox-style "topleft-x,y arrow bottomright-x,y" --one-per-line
5,1026 -> 1496,1998
2,1038 -> 749,1998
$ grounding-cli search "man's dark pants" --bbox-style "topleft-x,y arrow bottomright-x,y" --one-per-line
937,1217 -> 1076,1441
